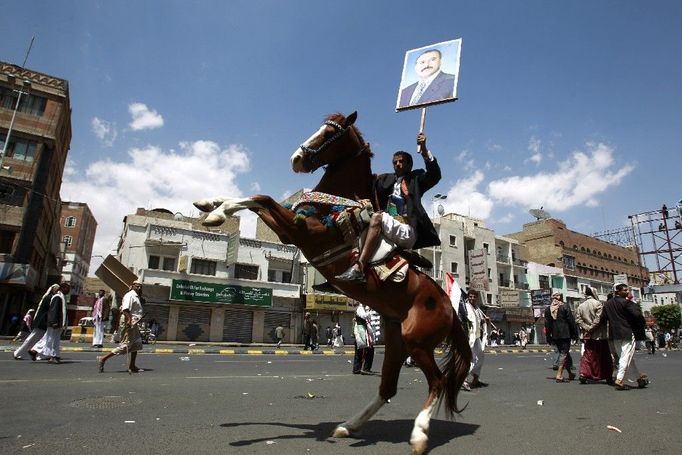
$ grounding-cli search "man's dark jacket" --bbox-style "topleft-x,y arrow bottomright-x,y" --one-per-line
544,304 -> 578,341
47,294 -> 65,329
375,157 -> 441,249
603,296 -> 646,341
33,293 -> 52,331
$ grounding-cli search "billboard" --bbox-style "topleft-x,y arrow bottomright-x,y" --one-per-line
170,279 -> 272,307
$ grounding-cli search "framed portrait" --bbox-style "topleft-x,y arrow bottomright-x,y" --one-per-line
395,38 -> 462,112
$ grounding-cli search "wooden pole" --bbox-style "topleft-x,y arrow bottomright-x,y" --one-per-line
417,108 -> 427,154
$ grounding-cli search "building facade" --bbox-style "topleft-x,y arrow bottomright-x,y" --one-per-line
507,218 -> 649,309
114,208 -> 304,343
59,202 -> 97,296
0,62 -> 72,333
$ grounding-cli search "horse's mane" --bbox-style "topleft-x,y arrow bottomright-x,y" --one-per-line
325,113 -> 374,159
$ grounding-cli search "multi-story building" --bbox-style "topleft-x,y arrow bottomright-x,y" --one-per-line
507,218 -> 649,309
59,202 -> 97,297
0,62 -> 71,333
114,208 -> 302,343
424,213 -> 499,305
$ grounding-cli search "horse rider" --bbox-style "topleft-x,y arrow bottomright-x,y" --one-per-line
336,132 -> 442,282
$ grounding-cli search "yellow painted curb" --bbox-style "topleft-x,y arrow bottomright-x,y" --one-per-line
154,348 -> 174,353
188,349 -> 206,355
247,349 -> 263,355
219,349 -> 236,355
274,351 -> 288,355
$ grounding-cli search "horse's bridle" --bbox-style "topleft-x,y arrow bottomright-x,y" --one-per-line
299,120 -> 364,171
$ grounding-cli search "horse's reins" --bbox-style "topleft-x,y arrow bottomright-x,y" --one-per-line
299,120 -> 366,171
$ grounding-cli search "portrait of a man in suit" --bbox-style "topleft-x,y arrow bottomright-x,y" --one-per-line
396,39 -> 461,111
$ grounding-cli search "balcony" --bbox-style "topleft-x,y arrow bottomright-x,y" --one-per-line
496,253 -> 509,264
512,258 -> 528,267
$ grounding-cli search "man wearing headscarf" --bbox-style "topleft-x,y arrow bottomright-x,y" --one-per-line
92,290 -> 106,348
13,284 -> 59,360
97,281 -> 144,373
544,292 -> 579,382
37,282 -> 70,364
576,286 -> 614,384
462,289 -> 490,390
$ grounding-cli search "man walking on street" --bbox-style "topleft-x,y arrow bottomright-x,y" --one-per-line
97,281 -> 144,373
603,283 -> 648,390
92,289 -> 106,348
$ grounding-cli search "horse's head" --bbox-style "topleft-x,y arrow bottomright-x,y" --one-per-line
291,111 -> 367,173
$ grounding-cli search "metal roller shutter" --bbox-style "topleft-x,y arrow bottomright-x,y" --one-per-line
223,309 -> 253,343
143,304 -> 170,341
263,311 -> 290,343
177,306 -> 211,342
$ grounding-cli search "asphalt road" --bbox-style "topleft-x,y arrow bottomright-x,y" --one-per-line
0,348 -> 680,454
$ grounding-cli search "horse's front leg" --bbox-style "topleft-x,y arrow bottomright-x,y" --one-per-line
194,196 -> 263,226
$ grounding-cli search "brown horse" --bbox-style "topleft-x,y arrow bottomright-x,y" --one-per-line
194,112 -> 471,454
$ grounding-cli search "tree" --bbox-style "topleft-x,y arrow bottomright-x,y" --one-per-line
651,304 -> 682,331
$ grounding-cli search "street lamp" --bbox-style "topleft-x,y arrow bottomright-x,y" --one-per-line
431,193 -> 447,281
0,79 -> 32,175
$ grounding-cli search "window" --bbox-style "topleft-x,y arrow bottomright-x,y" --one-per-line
63,235 -> 72,247
191,258 -> 217,276
234,263 -> 258,280
487,267 -> 491,278
567,276 -> 578,290
0,230 -> 16,254
483,243 -> 490,254
450,262 -> 458,274
0,87 -> 47,116
281,271 -> 292,283
563,255 -> 576,271
486,294 -> 492,304
0,136 -> 37,162
162,257 -> 176,271
268,270 -> 277,282
148,255 -> 160,269
64,216 -> 77,228
449,235 -> 457,247
539,275 -> 550,289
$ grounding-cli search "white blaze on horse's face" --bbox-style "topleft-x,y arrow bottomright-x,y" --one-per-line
291,124 -> 327,173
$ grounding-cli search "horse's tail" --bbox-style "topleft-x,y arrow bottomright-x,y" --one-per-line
440,307 -> 472,417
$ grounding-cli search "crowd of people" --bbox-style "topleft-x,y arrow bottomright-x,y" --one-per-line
543,283 -> 651,390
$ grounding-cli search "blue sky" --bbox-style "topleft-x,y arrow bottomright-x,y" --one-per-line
3,1 -> 681,268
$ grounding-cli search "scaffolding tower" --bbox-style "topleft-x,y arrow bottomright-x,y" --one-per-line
626,203 -> 682,285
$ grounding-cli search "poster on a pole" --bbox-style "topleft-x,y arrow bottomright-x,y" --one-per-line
396,38 -> 462,111
468,248 -> 489,291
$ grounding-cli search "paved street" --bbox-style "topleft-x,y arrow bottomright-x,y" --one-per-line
1,347 -> 680,454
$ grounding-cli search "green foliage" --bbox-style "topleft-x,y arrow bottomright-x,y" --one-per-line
651,304 -> 682,331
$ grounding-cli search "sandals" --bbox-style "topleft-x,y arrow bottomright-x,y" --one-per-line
96,356 -> 104,373
614,381 -> 632,391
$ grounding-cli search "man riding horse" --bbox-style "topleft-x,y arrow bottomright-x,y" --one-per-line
336,132 -> 442,282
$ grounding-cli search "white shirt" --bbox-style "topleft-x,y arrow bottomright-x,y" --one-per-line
121,289 -> 143,323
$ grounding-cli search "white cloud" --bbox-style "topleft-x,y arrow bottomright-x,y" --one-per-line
128,102 -> 164,130
456,150 -> 470,161
527,136 -> 542,165
61,140 -> 252,264
442,170 -> 494,219
91,117 -> 118,146
488,143 -> 633,212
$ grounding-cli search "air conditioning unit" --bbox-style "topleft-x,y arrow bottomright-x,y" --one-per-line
178,255 -> 189,273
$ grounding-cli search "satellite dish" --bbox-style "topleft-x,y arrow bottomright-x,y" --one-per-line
529,208 -> 551,220
437,204 -> 445,216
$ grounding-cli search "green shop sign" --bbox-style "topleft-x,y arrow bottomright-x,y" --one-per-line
171,279 -> 272,307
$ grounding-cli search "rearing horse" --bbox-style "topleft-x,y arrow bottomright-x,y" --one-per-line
194,111 -> 471,455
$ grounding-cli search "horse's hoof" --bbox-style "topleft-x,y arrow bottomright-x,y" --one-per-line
410,439 -> 428,455
331,426 -> 350,438
193,199 -> 214,212
203,213 -> 225,226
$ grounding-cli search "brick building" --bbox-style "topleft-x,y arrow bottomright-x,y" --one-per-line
507,218 -> 648,308
0,62 -> 72,333
59,202 -> 97,297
